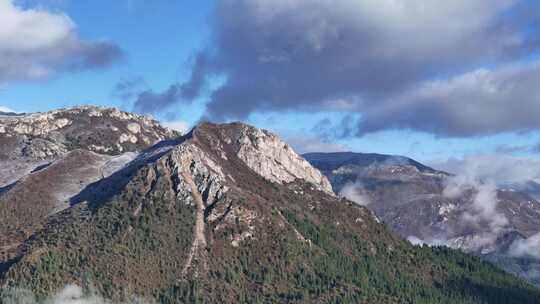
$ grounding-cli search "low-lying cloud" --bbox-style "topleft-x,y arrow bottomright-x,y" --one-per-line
162,120 -> 190,134
509,232 -> 540,259
1,284 -> 150,304
444,177 -> 509,250
436,155 -> 540,252
357,62 -> 540,137
339,182 -> 371,206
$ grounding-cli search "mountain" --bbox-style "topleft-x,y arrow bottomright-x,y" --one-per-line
0,112 -> 539,303
0,106 -> 178,189
0,106 -> 179,272
305,152 -> 540,285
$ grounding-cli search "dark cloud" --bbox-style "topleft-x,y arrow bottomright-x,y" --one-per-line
355,62 -> 540,137
133,84 -> 183,114
111,77 -> 147,101
313,116 -> 358,141
133,53 -> 209,115
141,0 -> 540,138
77,42 -> 124,69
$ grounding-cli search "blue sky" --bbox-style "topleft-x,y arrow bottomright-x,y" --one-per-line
0,0 -> 212,113
2,0 -> 540,163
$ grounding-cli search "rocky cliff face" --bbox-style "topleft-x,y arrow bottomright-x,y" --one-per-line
203,123 -> 333,193
305,152 -> 540,285
1,117 -> 539,303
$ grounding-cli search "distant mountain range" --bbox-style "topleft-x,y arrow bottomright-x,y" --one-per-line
0,108 -> 539,303
305,152 -> 540,285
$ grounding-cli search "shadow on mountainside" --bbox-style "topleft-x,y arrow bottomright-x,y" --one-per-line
0,182 -> 17,198
69,136 -> 189,210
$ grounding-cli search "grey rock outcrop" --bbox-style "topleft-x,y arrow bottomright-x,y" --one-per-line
216,123 -> 333,193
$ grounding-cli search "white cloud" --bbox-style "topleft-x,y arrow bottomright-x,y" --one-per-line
407,236 -> 426,246
509,232 -> 540,259
162,120 -> 189,134
2,285 -> 107,304
0,0 -> 72,53
445,180 -> 508,242
1,284 -> 150,304
0,105 -> 18,113
434,154 -> 540,249
432,155 -> 540,184
0,0 -> 122,83
339,182 -> 371,206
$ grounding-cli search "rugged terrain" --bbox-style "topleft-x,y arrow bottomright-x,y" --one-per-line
0,106 -> 179,272
0,112 -> 539,303
0,106 -> 178,188
305,152 -> 540,285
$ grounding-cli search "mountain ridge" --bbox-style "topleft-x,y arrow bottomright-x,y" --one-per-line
0,111 -> 539,303
306,151 -> 540,286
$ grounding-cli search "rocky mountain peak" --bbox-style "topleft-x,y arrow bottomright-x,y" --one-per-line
0,106 -> 178,155
190,122 -> 333,193
0,106 -> 179,188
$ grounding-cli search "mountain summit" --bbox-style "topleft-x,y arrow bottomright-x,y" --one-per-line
1,110 -> 539,303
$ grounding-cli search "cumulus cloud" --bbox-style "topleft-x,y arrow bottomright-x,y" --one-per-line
0,0 -> 122,83
357,62 -> 540,137
135,0 -> 540,139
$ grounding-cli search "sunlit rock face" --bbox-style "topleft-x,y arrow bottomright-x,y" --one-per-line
212,122 -> 333,193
